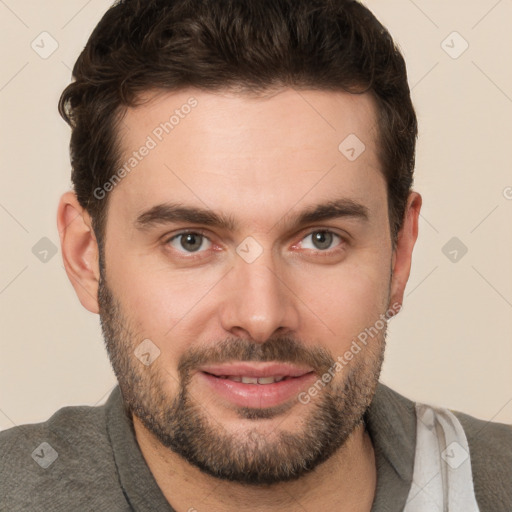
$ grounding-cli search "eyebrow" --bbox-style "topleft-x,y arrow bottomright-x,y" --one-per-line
134,199 -> 369,232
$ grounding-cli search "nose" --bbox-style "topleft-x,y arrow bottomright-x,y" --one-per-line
218,248 -> 300,343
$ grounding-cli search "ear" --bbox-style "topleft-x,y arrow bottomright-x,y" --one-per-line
389,191 -> 422,311
57,191 -> 100,314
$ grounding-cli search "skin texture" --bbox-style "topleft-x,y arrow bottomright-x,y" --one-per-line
57,87 -> 421,512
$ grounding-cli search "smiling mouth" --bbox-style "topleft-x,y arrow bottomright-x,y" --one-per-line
196,363 -> 317,409
203,374 -> 298,384
199,362 -> 314,383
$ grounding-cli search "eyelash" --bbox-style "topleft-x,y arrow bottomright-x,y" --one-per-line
164,229 -> 347,260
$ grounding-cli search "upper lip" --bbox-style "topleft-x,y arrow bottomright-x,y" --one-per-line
198,362 -> 314,378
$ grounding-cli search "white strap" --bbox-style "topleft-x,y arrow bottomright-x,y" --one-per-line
404,403 -> 480,511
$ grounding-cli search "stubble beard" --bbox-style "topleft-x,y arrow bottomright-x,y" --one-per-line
98,276 -> 386,485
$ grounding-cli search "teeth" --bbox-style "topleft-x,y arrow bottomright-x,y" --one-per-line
241,376 -> 259,384
257,376 -> 276,384
224,375 -> 286,384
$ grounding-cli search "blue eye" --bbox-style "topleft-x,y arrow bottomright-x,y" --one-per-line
168,232 -> 211,253
301,231 -> 342,251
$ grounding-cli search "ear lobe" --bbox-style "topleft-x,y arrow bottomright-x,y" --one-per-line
389,191 -> 422,310
57,191 -> 100,314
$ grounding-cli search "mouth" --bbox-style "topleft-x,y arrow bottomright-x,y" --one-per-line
212,375 -> 291,384
196,362 -> 316,409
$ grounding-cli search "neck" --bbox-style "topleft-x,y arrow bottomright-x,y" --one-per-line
133,417 -> 377,512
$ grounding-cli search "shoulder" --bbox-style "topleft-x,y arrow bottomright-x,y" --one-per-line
372,384 -> 512,511
452,409 -> 512,512
0,397 -> 129,511
0,401 -> 110,466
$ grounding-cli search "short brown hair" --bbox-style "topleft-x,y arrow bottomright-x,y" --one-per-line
59,0 -> 417,247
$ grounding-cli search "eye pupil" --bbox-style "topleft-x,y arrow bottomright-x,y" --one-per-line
181,233 -> 202,252
312,231 -> 333,250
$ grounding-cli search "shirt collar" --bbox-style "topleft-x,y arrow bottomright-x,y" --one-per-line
105,387 -> 174,511
365,382 -> 416,511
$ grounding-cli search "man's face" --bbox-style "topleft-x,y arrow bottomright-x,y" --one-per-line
98,88 -> 395,483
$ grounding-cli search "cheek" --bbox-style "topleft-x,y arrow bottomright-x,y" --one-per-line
294,253 -> 391,347
107,255 -> 225,371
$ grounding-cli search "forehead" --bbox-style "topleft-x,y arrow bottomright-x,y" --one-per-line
120,87 -> 379,157
109,87 -> 386,231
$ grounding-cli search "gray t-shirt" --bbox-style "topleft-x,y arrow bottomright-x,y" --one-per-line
1,383 -> 511,511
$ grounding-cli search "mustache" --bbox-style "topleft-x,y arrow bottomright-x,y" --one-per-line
177,336 -> 335,378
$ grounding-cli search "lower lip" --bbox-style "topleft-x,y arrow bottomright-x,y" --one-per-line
198,371 -> 316,409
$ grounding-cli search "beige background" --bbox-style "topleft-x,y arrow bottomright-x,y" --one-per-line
0,0 -> 511,430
